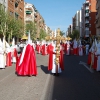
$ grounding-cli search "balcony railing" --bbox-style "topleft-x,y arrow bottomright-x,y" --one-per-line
85,20 -> 89,23
25,17 -> 33,21
85,28 -> 89,31
85,6 -> 89,10
85,13 -> 89,17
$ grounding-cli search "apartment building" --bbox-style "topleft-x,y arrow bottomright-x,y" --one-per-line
67,24 -> 73,36
8,0 -> 24,22
25,2 -> 35,24
96,0 -> 100,36
72,10 -> 82,37
34,9 -> 45,38
83,0 -> 96,38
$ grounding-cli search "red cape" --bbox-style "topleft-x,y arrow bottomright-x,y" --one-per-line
16,44 -> 37,76
48,45 -> 54,70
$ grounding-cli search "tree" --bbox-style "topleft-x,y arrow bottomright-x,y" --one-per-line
60,30 -> 65,36
69,30 -> 79,40
39,29 -> 47,40
7,16 -> 24,43
26,22 -> 37,40
0,4 -> 8,38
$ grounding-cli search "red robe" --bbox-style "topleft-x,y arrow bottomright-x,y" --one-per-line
42,44 -> 47,55
6,52 -> 12,67
48,45 -> 54,70
16,44 -> 37,76
60,49 -> 64,70
87,52 -> 91,65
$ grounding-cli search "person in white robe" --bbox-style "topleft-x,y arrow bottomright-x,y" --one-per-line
85,43 -> 89,55
51,41 -> 62,75
0,39 -> 5,69
95,39 -> 100,71
78,40 -> 83,56
66,40 -> 71,55
73,39 -> 78,55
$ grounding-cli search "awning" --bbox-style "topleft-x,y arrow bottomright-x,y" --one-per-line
26,11 -> 32,14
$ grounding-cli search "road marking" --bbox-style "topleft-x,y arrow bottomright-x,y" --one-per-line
79,61 -> 94,73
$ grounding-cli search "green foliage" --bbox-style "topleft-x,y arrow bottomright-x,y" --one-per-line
60,30 -> 65,36
0,5 -> 8,35
69,30 -> 79,40
26,22 -> 37,40
39,29 -> 47,40
0,5 -> 24,41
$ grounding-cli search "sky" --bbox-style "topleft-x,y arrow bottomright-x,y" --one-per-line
25,0 -> 85,33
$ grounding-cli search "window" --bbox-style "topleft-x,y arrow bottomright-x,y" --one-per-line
10,11 -> 13,15
20,8 -> 22,12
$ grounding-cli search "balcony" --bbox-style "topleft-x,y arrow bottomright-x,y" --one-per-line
85,6 -> 89,10
85,13 -> 89,17
85,0 -> 89,4
85,9 -> 89,13
85,27 -> 89,31
25,16 -> 33,22
26,11 -> 32,14
85,20 -> 89,23
85,30 -> 89,37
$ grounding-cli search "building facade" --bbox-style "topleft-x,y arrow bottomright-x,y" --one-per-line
96,0 -> 100,36
72,10 -> 82,37
84,0 -> 96,37
8,0 -> 24,22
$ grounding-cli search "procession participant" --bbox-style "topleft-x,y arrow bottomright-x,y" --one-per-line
87,40 -> 95,66
93,38 -> 98,70
66,40 -> 71,55
16,32 -> 37,76
48,41 -> 62,76
0,38 -> 5,69
11,38 -> 17,64
73,38 -> 78,55
5,42 -> 12,67
37,41 -> 41,54
78,40 -> 83,56
85,43 -> 89,55
47,41 -> 52,54
59,42 -> 64,70
41,41 -> 47,55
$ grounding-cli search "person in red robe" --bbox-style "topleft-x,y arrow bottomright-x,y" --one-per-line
42,44 -> 47,55
48,41 -> 63,76
59,43 -> 64,70
16,33 -> 37,76
6,47 -> 12,67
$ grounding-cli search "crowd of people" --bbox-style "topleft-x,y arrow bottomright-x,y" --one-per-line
0,32 -> 100,77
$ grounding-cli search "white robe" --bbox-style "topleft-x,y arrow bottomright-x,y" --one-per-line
66,41 -> 71,55
78,44 -> 83,56
85,44 -> 89,55
95,43 -> 100,71
51,43 -> 62,73
0,47 -> 5,68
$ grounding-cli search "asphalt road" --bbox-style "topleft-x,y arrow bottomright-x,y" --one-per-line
0,52 -> 100,100
45,54 -> 100,100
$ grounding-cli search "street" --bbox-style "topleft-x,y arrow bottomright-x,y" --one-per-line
0,53 -> 100,100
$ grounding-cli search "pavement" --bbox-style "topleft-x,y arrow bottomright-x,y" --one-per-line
0,52 -> 50,100
0,52 -> 100,100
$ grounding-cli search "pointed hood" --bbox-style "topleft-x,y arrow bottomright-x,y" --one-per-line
12,38 -> 15,46
0,38 -> 3,47
27,30 -> 32,44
